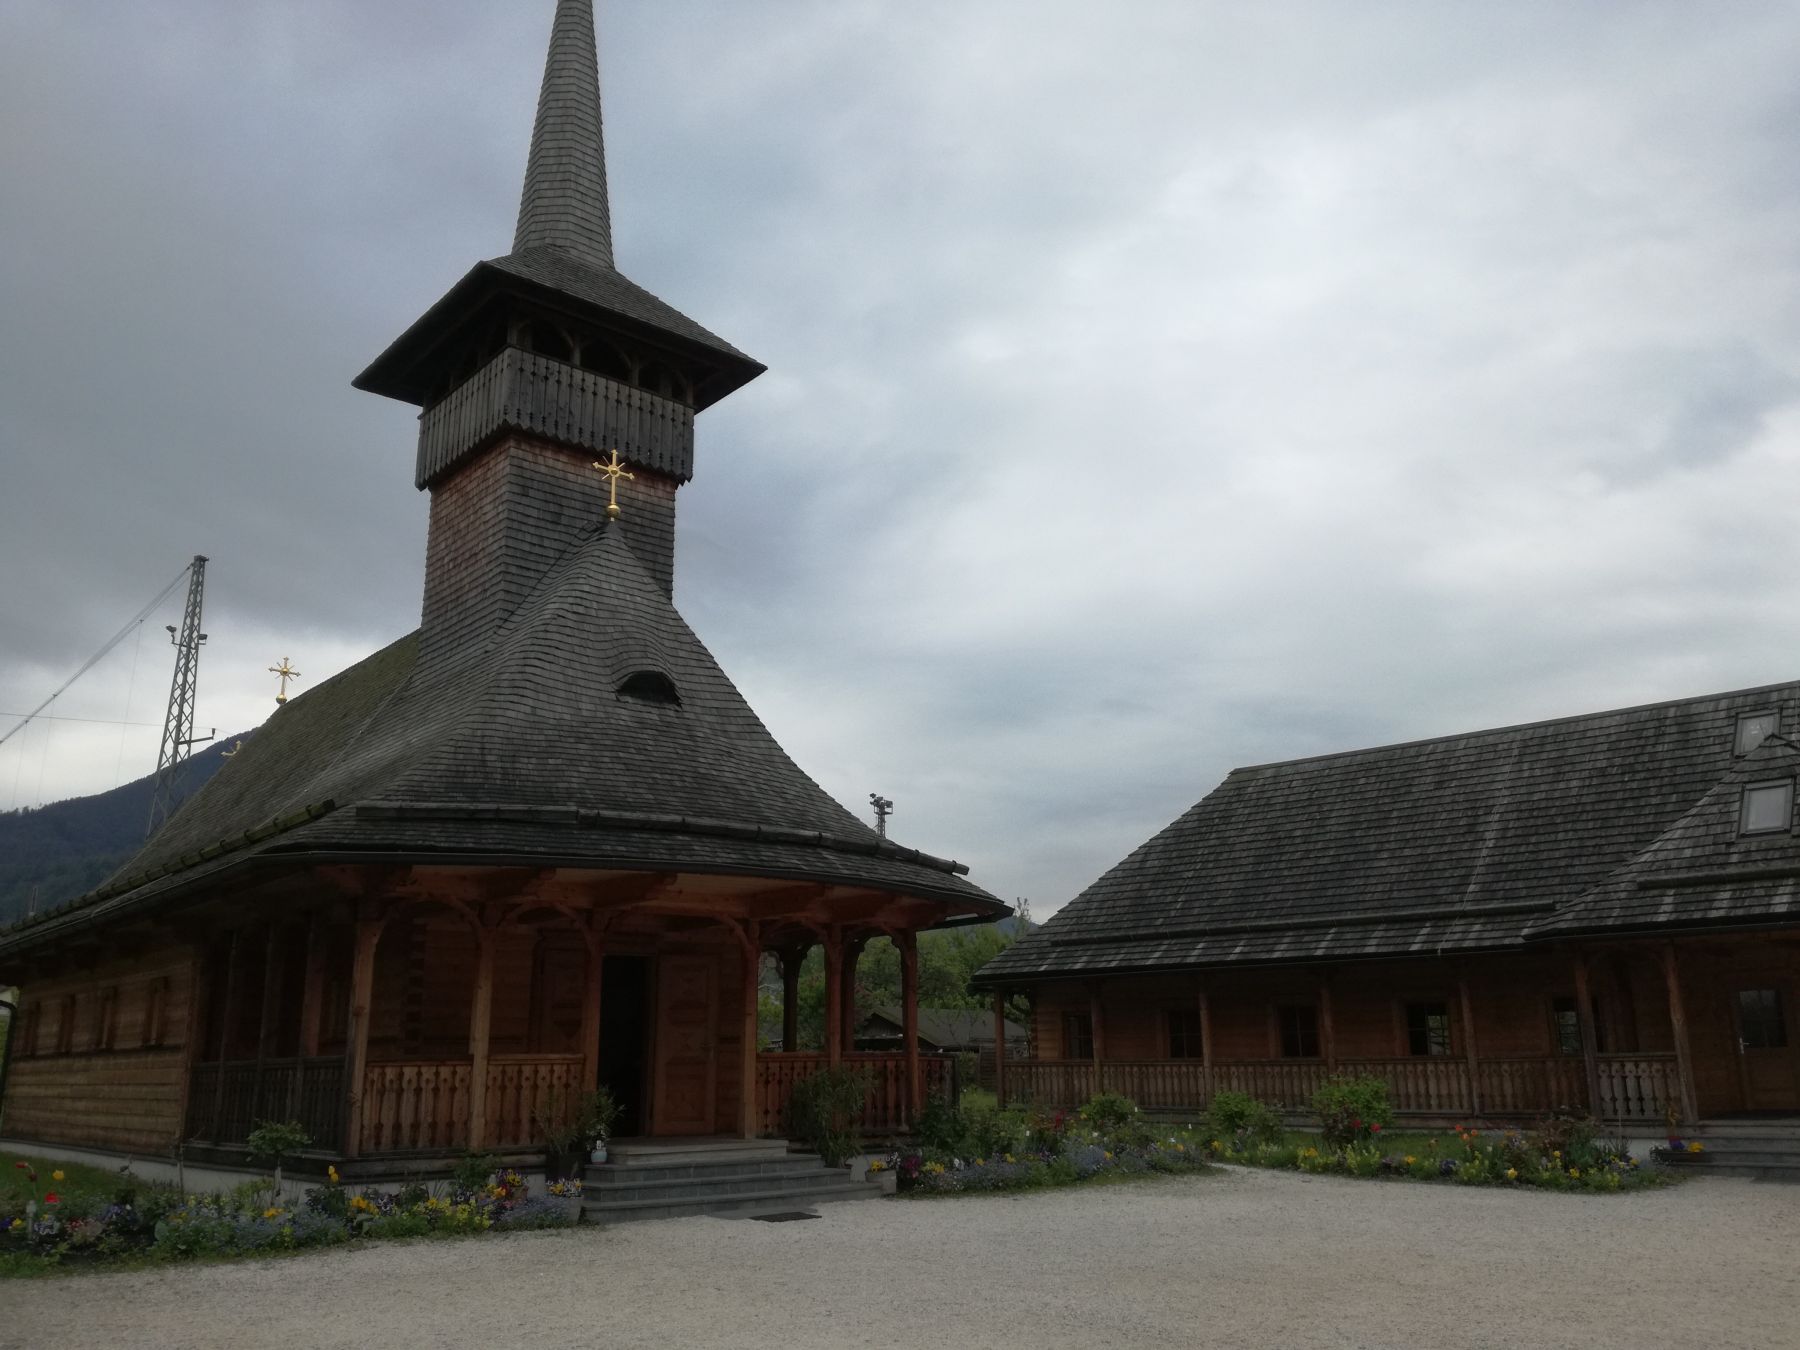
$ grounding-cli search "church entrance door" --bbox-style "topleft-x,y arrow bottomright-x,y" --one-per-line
651,953 -> 718,1134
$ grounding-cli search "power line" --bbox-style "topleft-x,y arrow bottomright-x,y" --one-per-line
0,563 -> 192,752
0,712 -> 163,728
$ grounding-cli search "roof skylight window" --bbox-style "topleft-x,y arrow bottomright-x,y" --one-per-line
617,670 -> 681,706
1739,779 -> 1794,835
1735,711 -> 1778,756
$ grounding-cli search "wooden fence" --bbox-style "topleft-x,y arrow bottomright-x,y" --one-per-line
755,1052 -> 952,1136
187,1057 -> 346,1151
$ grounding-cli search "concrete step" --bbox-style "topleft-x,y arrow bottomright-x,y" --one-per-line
592,1168 -> 856,1205
1697,1121 -> 1800,1141
586,1156 -> 829,1187
605,1138 -> 791,1166
582,1180 -> 883,1225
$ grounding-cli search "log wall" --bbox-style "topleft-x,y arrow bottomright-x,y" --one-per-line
4,945 -> 196,1154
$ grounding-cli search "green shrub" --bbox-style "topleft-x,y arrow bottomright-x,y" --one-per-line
1079,1091 -> 1139,1136
917,1094 -> 966,1155
784,1067 -> 871,1166
1529,1110 -> 1601,1166
1311,1075 -> 1394,1148
1204,1090 -> 1282,1144
450,1151 -> 500,1195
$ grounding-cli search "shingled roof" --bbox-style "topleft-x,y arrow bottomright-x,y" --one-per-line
0,522 -> 996,957
975,681 -> 1800,987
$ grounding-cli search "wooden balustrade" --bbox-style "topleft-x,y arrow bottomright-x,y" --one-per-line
186,1057 -> 346,1151
358,1054 -> 583,1155
755,1052 -> 951,1136
1594,1054 -> 1677,1123
1004,1054 -> 1605,1119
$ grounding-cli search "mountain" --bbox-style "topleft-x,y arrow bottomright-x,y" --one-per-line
0,734 -> 247,927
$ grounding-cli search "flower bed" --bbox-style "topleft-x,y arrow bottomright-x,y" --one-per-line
889,1092 -> 1215,1196
1,1151 -> 583,1275
1209,1123 -> 1667,1192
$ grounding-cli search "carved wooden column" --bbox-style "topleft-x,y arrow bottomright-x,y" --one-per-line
1317,976 -> 1338,1074
840,936 -> 867,1052
1458,973 -> 1482,1117
297,912 -> 329,1060
1572,951 -> 1603,1118
822,927 -> 844,1068
1089,983 -> 1107,1095
898,931 -> 921,1123
780,947 -> 807,1052
992,990 -> 1010,1108
341,913 -> 386,1160
1197,985 -> 1215,1103
466,924 -> 498,1151
739,923 -> 761,1139
1661,942 -> 1701,1128
579,922 -> 605,1093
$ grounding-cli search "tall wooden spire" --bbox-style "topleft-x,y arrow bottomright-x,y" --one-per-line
513,0 -> 614,270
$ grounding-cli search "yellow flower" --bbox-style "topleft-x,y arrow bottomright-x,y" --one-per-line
51,1170 -> 64,1182
263,1207 -> 282,1219
1404,1156 -> 1416,1165
1569,1168 -> 1581,1179
1004,1154 -> 1015,1164
1505,1168 -> 1517,1181
1687,1141 -> 1704,1154
8,1218 -> 22,1232
328,1165 -> 340,1184
1552,1150 -> 1561,1160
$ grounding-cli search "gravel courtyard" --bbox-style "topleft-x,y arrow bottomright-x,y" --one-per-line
4,1168 -> 1795,1350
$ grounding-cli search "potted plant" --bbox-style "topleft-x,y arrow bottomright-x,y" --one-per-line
578,1086 -> 622,1165
534,1092 -> 588,1180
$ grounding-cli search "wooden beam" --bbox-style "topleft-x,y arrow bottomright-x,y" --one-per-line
1572,951 -> 1603,1119
256,924 -> 283,1064
341,915 -> 385,1159
1661,942 -> 1701,1128
209,928 -> 243,1134
1458,973 -> 1482,1118
822,927 -> 843,1068
467,926 -> 497,1151
993,990 -> 1009,1108
741,884 -> 834,920
740,922 -> 761,1140
172,944 -> 205,1153
899,930 -> 921,1124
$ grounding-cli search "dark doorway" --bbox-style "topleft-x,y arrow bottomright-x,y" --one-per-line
598,955 -> 651,1137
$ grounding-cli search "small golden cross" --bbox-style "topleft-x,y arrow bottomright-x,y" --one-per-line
592,449 -> 635,519
269,657 -> 302,705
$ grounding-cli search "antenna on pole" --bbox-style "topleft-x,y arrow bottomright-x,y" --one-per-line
147,556 -> 213,839
869,793 -> 893,838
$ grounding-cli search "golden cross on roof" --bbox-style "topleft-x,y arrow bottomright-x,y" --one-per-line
592,449 -> 635,519
269,657 -> 302,706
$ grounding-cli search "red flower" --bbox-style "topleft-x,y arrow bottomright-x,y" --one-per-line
11,1161 -> 23,1169
1371,1124 -> 1383,1134
43,1192 -> 59,1205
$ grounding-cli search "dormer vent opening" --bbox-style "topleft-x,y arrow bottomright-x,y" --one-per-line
1735,710 -> 1779,756
617,670 -> 681,706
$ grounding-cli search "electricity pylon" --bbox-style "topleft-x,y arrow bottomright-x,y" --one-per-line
146,556 -> 212,838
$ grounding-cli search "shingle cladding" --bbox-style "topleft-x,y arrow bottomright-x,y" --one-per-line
0,524 -> 994,957
977,682 -> 1800,986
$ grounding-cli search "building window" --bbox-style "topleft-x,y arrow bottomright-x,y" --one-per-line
1062,1011 -> 1094,1060
1736,711 -> 1779,756
96,986 -> 119,1052
1168,1009 -> 1204,1059
55,994 -> 78,1055
617,670 -> 681,705
1736,988 -> 1788,1050
143,977 -> 170,1048
1740,780 -> 1794,835
1551,997 -> 1583,1055
1278,1004 -> 1321,1059
1406,1001 -> 1453,1057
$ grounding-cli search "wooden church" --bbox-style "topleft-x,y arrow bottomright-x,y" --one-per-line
0,1 -> 1004,1175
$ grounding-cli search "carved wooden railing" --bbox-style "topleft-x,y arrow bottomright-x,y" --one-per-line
358,1054 -> 583,1155
755,1052 -> 952,1136
187,1057 -> 346,1151
1594,1053 -> 1677,1123
1006,1055 -> 1599,1119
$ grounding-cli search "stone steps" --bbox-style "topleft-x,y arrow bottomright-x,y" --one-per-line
1664,1120 -> 1800,1182
580,1137 -> 887,1224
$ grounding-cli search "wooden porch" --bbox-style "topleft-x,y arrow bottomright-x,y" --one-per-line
175,861 -> 973,1159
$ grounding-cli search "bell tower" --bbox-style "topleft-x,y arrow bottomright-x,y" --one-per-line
354,0 -> 763,661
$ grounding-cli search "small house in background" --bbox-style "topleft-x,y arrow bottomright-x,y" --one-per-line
855,1006 -> 1029,1090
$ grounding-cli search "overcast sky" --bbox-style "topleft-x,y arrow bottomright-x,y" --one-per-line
3,1 -> 1799,915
